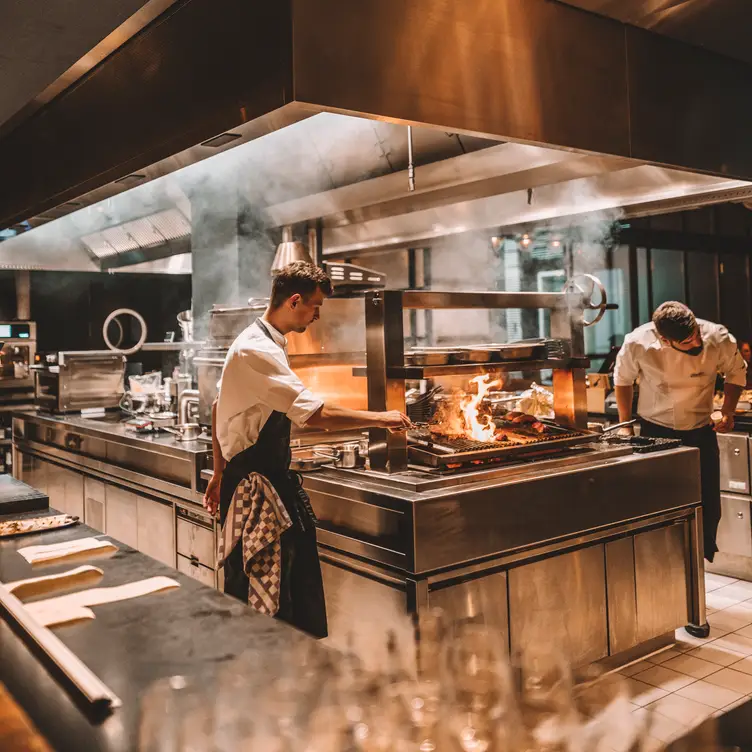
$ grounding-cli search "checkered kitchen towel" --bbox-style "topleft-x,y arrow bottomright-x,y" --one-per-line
217,473 -> 292,616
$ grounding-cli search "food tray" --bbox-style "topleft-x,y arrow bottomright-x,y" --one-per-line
0,514 -> 80,539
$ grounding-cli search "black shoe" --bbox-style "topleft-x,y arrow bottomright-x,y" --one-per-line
685,622 -> 710,639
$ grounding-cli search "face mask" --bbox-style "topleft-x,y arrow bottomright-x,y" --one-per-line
670,342 -> 704,357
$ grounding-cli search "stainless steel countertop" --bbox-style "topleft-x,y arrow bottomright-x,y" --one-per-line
304,444 -> 698,502
12,410 -> 211,460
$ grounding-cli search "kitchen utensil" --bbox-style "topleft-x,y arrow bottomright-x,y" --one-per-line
161,423 -> 202,441
496,340 -> 548,361
453,346 -> 496,363
596,419 -> 637,435
405,350 -> 455,366
337,442 -> 364,469
290,446 -> 338,472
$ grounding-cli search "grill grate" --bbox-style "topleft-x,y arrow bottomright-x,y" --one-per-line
410,432 -> 503,452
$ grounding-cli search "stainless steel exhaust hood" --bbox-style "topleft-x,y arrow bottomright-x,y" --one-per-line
2,0 -> 752,232
270,227 -> 313,274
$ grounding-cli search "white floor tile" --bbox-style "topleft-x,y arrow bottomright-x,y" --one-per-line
707,591 -> 747,610
715,581 -> 752,599
716,600 -> 752,620
619,660 -> 655,678
633,664 -> 696,692
633,707 -> 688,744
686,643 -> 746,667
649,648 -> 683,665
676,679 -> 743,710
728,655 -> 752,676
647,693 -> 715,726
708,609 -> 752,632
626,677 -> 670,707
721,695 -> 749,712
705,573 -> 739,591
711,632 -> 752,656
733,623 -> 752,639
663,654 -> 721,680
674,625 -> 729,650
703,666 -> 752,694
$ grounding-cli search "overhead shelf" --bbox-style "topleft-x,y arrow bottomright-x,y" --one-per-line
351,357 -> 590,379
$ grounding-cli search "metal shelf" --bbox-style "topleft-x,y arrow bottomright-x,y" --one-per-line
140,342 -> 206,352
352,358 -> 589,379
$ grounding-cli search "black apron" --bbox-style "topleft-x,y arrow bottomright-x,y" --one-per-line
218,320 -> 327,639
640,418 -> 721,563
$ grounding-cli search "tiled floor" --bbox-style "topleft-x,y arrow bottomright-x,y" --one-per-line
619,572 -> 752,749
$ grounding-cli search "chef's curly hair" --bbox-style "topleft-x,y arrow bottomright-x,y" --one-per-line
653,301 -> 697,342
270,262 -> 333,308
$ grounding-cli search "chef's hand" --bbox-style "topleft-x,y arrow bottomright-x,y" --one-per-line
203,473 -> 222,517
617,425 -> 635,437
380,411 -> 413,433
715,414 -> 735,433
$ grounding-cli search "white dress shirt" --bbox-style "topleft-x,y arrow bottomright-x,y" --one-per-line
613,319 -> 747,431
216,318 -> 324,462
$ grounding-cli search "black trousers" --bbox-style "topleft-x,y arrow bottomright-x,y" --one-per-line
640,418 -> 721,562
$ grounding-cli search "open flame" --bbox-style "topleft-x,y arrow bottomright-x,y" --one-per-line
460,374 -> 501,441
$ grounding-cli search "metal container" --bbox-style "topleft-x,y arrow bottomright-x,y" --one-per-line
496,339 -> 548,361
405,349 -> 455,366
453,346 -> 497,363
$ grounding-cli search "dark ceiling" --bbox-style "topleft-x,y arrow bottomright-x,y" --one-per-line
0,0 -> 157,130
558,0 -> 752,65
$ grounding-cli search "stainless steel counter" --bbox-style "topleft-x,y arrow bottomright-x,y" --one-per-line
304,444 -> 707,671
11,411 -> 216,588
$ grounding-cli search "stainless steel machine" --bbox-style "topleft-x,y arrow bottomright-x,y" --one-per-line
34,351 -> 126,414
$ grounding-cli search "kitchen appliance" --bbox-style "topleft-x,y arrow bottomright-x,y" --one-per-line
0,322 -> 36,391
712,432 -> 752,576
35,351 -> 125,413
195,296 -> 372,428
407,423 -> 595,469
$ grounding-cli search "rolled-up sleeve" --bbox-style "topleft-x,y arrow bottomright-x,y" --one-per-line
240,348 -> 324,427
613,340 -> 639,387
718,330 -> 747,387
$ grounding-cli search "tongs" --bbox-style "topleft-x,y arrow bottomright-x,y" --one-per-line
595,419 -> 637,435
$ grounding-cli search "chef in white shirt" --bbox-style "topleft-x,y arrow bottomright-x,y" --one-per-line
614,301 -> 746,570
203,261 -> 410,638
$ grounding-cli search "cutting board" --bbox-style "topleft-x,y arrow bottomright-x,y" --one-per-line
0,476 -> 49,516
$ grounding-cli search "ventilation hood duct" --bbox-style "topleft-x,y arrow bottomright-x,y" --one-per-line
270,226 -> 313,275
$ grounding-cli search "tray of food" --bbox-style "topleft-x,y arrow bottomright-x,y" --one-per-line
0,514 -> 80,539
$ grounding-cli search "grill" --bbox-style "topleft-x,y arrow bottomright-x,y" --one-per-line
408,423 -> 597,468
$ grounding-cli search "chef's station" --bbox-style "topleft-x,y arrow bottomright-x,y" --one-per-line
4,0 -> 752,748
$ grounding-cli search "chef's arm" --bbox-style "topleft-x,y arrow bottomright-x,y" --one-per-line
722,382 -> 743,417
306,403 -> 411,432
210,399 -> 225,478
614,385 -> 634,424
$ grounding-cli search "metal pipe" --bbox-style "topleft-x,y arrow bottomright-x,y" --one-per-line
407,125 -> 416,192
178,388 -> 200,425
15,270 -> 30,320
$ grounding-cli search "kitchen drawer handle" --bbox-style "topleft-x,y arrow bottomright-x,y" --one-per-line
189,555 -> 200,567
734,448 -> 741,456
738,512 -> 745,520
